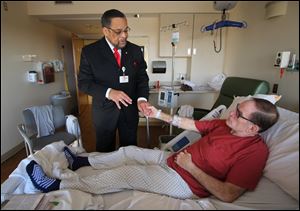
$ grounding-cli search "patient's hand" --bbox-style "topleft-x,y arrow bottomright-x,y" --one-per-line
146,106 -> 159,118
138,100 -> 152,116
175,150 -> 195,172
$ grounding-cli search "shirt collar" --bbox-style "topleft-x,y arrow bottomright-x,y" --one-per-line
105,37 -> 121,54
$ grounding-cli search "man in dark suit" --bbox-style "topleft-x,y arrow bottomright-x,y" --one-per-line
78,9 -> 151,152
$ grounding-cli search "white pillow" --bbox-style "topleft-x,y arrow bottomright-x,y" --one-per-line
260,107 -> 299,201
220,94 -> 281,119
211,177 -> 299,210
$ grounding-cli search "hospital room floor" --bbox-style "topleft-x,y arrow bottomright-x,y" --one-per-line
1,104 -> 168,184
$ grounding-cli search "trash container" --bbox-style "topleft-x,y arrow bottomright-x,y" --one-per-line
51,91 -> 72,115
159,135 -> 176,150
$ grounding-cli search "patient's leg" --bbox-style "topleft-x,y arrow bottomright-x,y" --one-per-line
88,146 -> 170,169
60,164 -> 194,199
26,160 -> 60,193
64,147 -> 90,171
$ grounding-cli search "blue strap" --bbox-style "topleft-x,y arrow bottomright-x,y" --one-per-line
202,20 -> 247,32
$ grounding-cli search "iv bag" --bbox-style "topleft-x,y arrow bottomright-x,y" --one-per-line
172,31 -> 179,44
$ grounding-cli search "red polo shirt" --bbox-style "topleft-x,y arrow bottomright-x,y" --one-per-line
167,119 -> 269,198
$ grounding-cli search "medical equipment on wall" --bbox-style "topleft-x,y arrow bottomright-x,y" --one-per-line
201,1 -> 247,53
160,21 -> 188,88
34,62 -> 55,84
50,59 -> 64,72
274,51 -> 290,68
274,51 -> 291,79
158,89 -> 179,108
27,71 -> 38,83
152,61 -> 166,73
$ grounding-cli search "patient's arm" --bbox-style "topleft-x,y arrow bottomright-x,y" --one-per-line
147,106 -> 198,132
175,150 -> 246,203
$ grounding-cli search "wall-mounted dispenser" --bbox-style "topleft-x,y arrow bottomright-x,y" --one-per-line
152,61 -> 166,73
274,51 -> 291,79
27,71 -> 37,83
34,62 -> 55,84
274,51 -> 290,68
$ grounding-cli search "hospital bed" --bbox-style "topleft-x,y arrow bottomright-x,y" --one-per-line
1,97 -> 299,210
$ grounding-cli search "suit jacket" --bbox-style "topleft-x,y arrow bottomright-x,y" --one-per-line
78,37 -> 149,119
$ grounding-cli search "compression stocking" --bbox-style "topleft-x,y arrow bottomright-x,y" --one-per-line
63,146 -> 90,171
26,160 -> 60,193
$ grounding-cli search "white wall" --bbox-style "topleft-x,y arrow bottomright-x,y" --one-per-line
25,1 -> 299,111
1,2 -> 73,157
224,1 -> 299,112
2,1 -> 299,158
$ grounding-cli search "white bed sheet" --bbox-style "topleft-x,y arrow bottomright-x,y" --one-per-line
2,141 -> 298,210
76,166 -> 299,210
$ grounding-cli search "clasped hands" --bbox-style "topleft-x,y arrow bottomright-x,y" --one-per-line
108,89 -> 165,118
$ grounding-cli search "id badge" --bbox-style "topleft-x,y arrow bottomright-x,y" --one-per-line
119,75 -> 129,83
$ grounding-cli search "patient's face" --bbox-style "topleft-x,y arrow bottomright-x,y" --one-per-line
226,100 -> 257,133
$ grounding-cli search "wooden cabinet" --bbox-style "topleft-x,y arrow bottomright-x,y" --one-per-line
159,14 -> 194,57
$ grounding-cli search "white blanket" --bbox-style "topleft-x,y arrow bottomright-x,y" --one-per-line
1,142 -> 104,209
1,142 -> 216,210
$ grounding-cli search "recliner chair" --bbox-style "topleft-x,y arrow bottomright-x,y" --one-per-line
192,76 -> 270,120
17,105 -> 81,156
169,76 -> 270,136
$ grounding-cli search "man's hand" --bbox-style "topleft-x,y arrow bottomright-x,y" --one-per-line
175,150 -> 196,172
109,89 -> 132,109
175,151 -> 246,203
138,100 -> 151,116
146,106 -> 159,118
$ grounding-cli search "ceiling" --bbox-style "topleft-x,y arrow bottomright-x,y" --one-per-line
48,19 -> 102,38
38,14 -> 103,38
38,13 -> 159,39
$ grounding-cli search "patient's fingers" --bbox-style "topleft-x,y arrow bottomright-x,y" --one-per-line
147,106 -> 158,118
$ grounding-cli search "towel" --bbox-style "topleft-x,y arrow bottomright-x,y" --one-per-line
66,115 -> 81,139
27,105 -> 55,137
178,105 -> 194,118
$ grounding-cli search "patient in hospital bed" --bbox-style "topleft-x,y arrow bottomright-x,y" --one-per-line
26,98 -> 279,203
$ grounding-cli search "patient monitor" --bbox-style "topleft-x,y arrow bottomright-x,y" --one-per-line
158,89 -> 178,108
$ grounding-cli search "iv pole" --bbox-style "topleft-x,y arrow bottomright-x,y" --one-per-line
169,41 -> 176,135
160,22 -> 186,135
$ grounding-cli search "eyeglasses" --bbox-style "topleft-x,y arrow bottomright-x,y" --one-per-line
236,103 -> 257,125
107,26 -> 131,36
